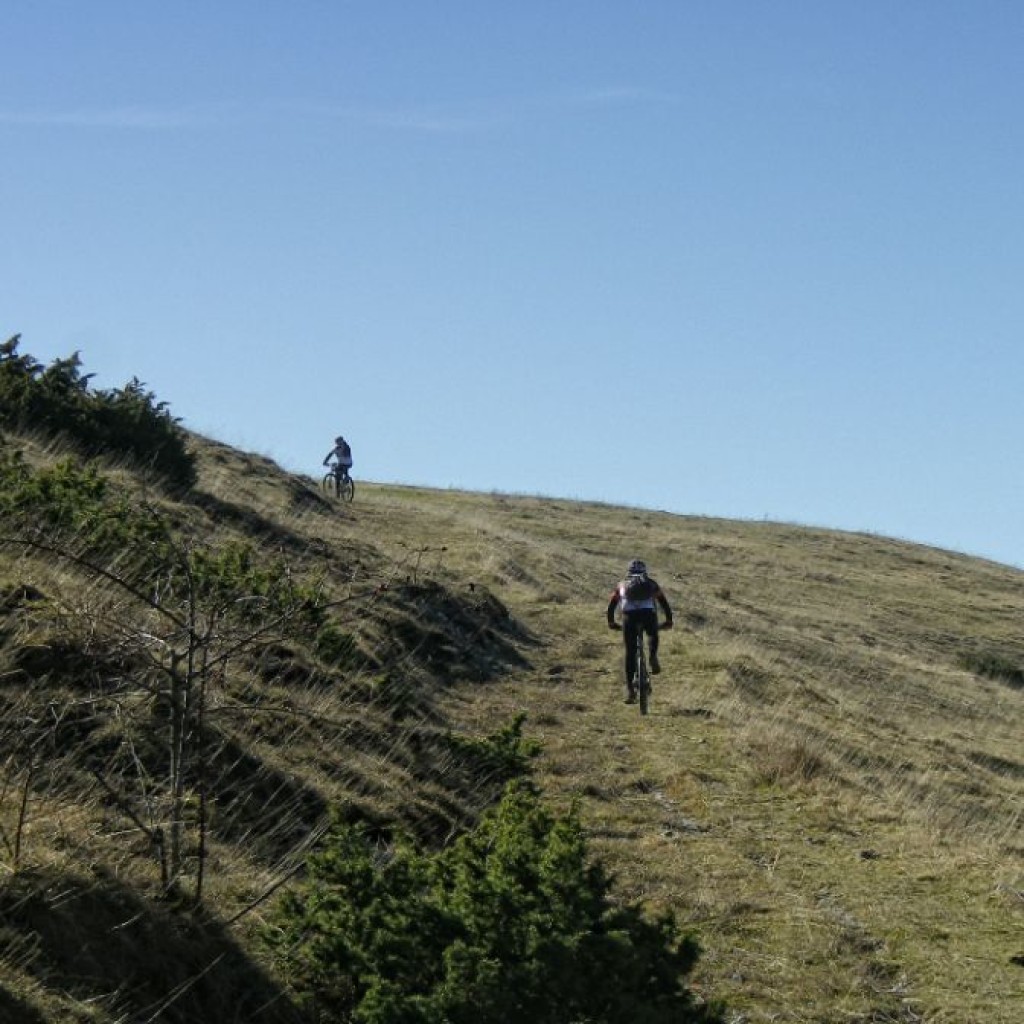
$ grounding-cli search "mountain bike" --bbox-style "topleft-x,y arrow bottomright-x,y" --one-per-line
322,465 -> 355,502
614,618 -> 670,715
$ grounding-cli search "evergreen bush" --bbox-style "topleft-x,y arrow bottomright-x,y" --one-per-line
265,780 -> 722,1024
442,712 -> 540,783
0,335 -> 196,489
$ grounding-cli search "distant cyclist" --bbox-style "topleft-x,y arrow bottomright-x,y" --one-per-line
607,558 -> 673,704
323,435 -> 353,477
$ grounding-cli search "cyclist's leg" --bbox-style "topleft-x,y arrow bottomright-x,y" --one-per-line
643,609 -> 661,673
623,614 -> 640,693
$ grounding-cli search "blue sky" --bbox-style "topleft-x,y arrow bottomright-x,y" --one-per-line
3,2 -> 1023,567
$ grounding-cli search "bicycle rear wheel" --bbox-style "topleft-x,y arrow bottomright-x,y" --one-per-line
339,474 -> 355,503
635,635 -> 650,716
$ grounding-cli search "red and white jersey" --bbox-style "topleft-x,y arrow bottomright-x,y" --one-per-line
611,575 -> 667,613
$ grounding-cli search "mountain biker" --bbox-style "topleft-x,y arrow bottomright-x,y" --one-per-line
607,558 -> 673,704
323,435 -> 353,477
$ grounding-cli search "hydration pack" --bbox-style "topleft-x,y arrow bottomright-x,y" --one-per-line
623,574 -> 655,602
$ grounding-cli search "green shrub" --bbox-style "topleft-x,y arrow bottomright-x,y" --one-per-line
0,335 -> 196,489
190,541 -> 326,628
0,452 -> 172,575
265,780 -> 722,1024
0,452 -> 324,632
92,376 -> 197,488
443,712 -> 540,783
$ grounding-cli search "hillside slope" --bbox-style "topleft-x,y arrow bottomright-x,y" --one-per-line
394,487 -> 1024,1023
1,431 -> 1022,1023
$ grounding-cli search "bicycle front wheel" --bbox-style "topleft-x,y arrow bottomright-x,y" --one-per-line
322,471 -> 338,498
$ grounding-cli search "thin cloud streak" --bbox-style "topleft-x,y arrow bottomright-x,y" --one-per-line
311,102 -> 496,134
560,86 -> 684,106
0,104 -> 231,129
0,100 -> 492,134
336,86 -> 684,132
0,87 -> 680,134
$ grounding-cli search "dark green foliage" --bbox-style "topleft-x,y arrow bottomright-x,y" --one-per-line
0,449 -> 174,588
959,648 -> 1024,690
0,446 -> 108,528
0,340 -> 91,432
443,712 -> 540,784
0,335 -> 196,489
265,781 -> 722,1024
190,541 -> 326,629
0,449 -> 324,631
0,449 -> 173,583
315,622 -> 362,669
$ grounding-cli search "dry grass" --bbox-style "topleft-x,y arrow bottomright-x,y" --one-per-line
1,432 -> 1022,1022
370,484 -> 1024,1023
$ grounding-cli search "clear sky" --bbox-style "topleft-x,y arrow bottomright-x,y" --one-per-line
3,2 -> 1023,568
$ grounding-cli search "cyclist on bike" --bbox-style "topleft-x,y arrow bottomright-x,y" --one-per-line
323,435 -> 353,476
607,558 -> 673,704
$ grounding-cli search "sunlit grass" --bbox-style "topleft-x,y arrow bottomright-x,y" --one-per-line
1,429 -> 1021,1021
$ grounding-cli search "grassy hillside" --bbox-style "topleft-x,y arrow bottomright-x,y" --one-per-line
1,428 -> 1022,1022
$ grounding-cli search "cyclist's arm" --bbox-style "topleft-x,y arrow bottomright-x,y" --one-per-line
654,587 -> 674,626
606,590 -> 621,627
